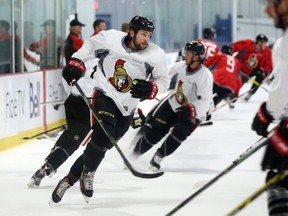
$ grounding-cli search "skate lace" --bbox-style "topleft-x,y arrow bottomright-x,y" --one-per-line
56,178 -> 70,196
82,172 -> 94,190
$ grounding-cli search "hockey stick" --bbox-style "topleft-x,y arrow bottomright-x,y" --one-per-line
40,100 -> 65,105
21,124 -> 67,140
199,121 -> 213,126
165,135 -> 268,216
212,89 -> 251,112
73,81 -> 164,179
242,72 -> 269,93
226,171 -> 288,216
41,97 -> 94,105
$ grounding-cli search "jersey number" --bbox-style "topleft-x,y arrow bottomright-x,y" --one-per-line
226,56 -> 235,73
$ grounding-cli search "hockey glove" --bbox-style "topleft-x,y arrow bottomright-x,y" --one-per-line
130,79 -> 158,101
175,103 -> 196,122
131,108 -> 146,129
252,102 -> 274,137
261,120 -> 288,171
62,58 -> 86,85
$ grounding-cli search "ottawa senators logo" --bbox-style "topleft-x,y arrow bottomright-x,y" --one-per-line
175,80 -> 188,105
108,59 -> 133,93
246,53 -> 258,69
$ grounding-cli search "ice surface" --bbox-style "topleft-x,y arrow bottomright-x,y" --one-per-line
0,83 -> 273,216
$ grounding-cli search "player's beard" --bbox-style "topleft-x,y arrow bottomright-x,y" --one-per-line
132,37 -> 148,51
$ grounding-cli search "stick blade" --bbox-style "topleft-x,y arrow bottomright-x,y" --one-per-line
124,160 -> 164,179
200,121 -> 213,126
131,169 -> 164,179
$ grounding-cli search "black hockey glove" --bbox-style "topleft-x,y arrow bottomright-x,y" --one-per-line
130,79 -> 158,101
175,103 -> 196,122
252,102 -> 274,137
254,68 -> 265,79
261,120 -> 288,171
62,58 -> 86,85
131,108 -> 146,129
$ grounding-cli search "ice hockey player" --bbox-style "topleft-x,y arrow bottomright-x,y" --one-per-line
252,0 -> 288,215
49,15 -> 170,203
231,33 -> 272,101
131,41 -> 213,171
204,44 -> 242,107
196,27 -> 220,60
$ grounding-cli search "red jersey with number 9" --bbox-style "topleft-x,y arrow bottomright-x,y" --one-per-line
204,53 -> 242,94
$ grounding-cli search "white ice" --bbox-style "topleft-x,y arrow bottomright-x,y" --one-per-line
0,83 -> 273,216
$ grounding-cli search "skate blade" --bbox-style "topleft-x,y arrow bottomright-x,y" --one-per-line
82,194 -> 90,203
49,198 -> 55,205
148,165 -> 160,172
27,178 -> 37,188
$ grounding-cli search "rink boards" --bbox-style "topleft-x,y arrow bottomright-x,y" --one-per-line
0,69 -> 67,151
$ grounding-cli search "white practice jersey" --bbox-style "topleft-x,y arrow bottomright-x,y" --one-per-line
266,29 -> 288,119
168,61 -> 213,121
70,29 -> 170,116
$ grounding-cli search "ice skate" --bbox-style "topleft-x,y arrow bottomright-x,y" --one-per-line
149,152 -> 163,171
27,163 -> 54,187
227,100 -> 235,109
244,93 -> 252,101
50,176 -> 73,204
80,170 -> 95,203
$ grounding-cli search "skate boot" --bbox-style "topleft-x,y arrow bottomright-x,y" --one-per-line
227,100 -> 235,109
80,170 -> 95,202
149,152 -> 164,171
244,93 -> 252,101
27,163 -> 54,187
50,176 -> 73,204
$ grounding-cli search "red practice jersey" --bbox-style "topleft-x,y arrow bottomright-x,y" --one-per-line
196,38 -> 220,60
204,53 -> 242,94
231,39 -> 271,75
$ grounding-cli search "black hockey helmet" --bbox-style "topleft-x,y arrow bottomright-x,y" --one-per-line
255,34 -> 268,43
221,44 -> 233,55
129,15 -> 155,33
203,27 -> 216,39
184,41 -> 205,59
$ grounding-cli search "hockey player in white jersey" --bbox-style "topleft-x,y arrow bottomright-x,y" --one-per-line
131,41 -> 213,171
50,15 -> 170,203
252,0 -> 288,215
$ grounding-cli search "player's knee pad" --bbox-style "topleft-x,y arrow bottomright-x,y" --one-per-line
145,119 -> 170,144
91,122 -> 114,149
267,185 -> 288,215
46,147 -> 70,170
266,171 -> 288,215
55,129 -> 88,155
172,120 -> 198,141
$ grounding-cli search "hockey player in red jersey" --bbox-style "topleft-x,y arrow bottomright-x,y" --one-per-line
252,0 -> 288,215
204,44 -> 242,107
231,34 -> 270,79
196,27 -> 220,60
175,27 -> 219,63
244,40 -> 272,101
49,15 -> 170,203
131,41 -> 213,171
